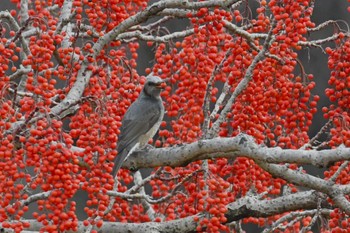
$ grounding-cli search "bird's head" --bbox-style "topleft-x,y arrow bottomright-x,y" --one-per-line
143,75 -> 167,98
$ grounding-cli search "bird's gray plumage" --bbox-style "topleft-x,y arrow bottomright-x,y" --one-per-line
112,75 -> 165,177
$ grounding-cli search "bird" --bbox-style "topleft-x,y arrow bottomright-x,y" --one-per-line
112,75 -> 166,178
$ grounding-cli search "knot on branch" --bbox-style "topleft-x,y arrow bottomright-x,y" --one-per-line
236,133 -> 254,145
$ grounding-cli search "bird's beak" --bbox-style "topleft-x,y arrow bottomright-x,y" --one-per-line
155,81 -> 167,89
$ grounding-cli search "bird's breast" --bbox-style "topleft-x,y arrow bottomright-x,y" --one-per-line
139,106 -> 164,146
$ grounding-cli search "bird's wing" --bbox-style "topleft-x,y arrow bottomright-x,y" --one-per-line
118,99 -> 162,153
112,99 -> 162,177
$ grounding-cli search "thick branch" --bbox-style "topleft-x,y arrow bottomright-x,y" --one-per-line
13,191 -> 330,233
19,0 -> 29,24
18,218 -> 198,233
256,161 -> 350,214
55,0 -> 74,35
226,191 -> 330,222
125,134 -> 350,169
125,134 -> 350,214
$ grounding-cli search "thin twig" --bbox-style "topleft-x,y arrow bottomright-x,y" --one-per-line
301,119 -> 332,149
202,49 -> 232,138
329,161 -> 349,183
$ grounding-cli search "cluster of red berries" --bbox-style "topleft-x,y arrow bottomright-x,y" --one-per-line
82,0 -> 147,32
323,37 -> 350,148
323,37 -> 350,232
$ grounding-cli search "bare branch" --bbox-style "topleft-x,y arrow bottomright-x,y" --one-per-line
210,80 -> 230,120
157,8 -> 190,18
21,28 -> 40,38
19,0 -> 29,25
298,33 -> 344,48
133,171 -> 157,220
262,209 -> 331,233
307,20 -> 349,33
223,19 -> 263,51
107,169 -> 202,204
47,4 -> 60,13
301,119 -> 332,149
55,0 -> 74,35
130,16 -> 174,31
9,67 -> 31,80
0,11 -> 30,56
125,134 -> 350,170
329,161 -> 349,182
126,169 -> 163,196
20,191 -> 52,206
257,161 -> 350,214
117,28 -> 196,43
7,191 -> 331,233
78,24 -> 100,38
226,191 -> 330,222
202,50 -> 232,138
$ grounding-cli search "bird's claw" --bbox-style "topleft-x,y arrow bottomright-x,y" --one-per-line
142,144 -> 154,151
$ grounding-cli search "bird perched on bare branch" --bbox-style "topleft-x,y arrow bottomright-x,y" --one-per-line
112,75 -> 166,177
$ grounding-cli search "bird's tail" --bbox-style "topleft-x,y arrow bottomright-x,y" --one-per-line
112,149 -> 127,178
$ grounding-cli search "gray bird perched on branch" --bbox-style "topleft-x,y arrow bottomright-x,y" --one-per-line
112,75 -> 166,178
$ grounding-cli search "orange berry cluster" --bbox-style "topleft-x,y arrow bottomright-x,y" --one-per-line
82,0 -> 147,32
323,37 -> 350,148
323,37 -> 350,232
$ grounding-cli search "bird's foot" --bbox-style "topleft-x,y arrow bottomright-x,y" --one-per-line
138,144 -> 154,152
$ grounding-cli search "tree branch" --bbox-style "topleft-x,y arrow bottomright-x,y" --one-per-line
222,19 -> 264,51
298,33 -> 344,49
116,28 -> 197,43
125,133 -> 350,170
226,191 -> 330,222
12,190 -> 331,233
262,209 -> 331,233
257,161 -> 350,214
9,67 -> 32,80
